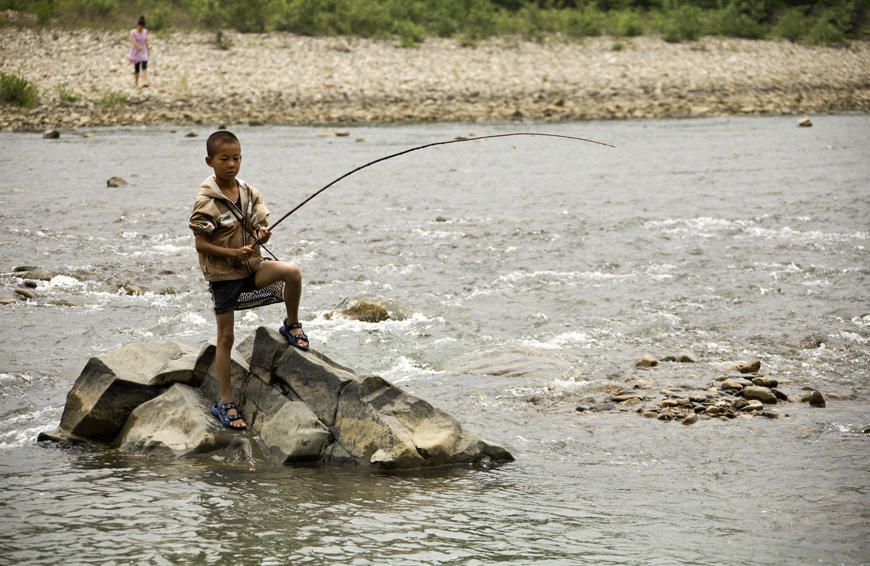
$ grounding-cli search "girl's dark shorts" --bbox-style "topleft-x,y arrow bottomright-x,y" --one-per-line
134,61 -> 148,72
209,273 -> 257,314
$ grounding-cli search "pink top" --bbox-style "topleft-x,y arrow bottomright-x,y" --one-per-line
127,29 -> 148,63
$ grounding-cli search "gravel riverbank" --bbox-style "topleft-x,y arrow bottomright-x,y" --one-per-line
2,27 -> 869,130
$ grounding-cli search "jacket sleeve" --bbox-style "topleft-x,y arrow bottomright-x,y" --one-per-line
248,185 -> 271,231
189,195 -> 219,237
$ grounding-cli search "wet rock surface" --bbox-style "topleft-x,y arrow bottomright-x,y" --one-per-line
1,29 -> 869,131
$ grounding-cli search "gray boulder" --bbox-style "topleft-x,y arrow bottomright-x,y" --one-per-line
39,327 -> 513,469
41,341 -> 200,442
115,383 -> 237,456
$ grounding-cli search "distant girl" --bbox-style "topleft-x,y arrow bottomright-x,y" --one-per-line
128,16 -> 150,88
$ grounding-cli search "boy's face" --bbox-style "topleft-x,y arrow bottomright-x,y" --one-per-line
206,141 -> 242,182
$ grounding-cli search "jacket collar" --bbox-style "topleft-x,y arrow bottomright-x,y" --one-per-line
201,175 -> 249,205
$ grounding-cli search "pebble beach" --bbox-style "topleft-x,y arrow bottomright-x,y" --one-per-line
1,27 -> 870,129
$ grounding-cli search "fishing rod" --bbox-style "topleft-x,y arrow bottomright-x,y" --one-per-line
264,132 -> 614,236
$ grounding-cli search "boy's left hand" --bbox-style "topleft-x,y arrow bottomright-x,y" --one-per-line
257,227 -> 271,243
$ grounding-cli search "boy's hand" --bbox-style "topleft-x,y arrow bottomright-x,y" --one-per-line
231,245 -> 254,260
257,227 -> 271,244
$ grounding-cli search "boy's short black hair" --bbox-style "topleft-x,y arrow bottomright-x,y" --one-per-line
138,16 -> 146,26
206,130 -> 240,157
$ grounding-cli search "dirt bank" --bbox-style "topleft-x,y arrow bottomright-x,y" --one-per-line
1,27 -> 869,130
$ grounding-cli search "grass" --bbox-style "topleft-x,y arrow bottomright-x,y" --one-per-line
96,91 -> 128,109
57,84 -> 79,103
0,72 -> 40,108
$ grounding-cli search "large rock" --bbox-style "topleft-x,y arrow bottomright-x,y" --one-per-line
41,342 -> 200,442
39,327 -> 513,469
115,383 -> 237,456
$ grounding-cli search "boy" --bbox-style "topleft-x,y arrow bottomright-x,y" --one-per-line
189,130 -> 309,430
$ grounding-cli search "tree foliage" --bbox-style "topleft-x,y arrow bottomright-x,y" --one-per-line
1,0 -> 866,44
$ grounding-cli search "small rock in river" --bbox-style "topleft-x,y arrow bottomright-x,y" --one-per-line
736,359 -> 761,373
14,288 -> 37,300
742,386 -> 778,404
681,413 -> 698,425
635,355 -> 658,368
808,390 -> 826,407
121,283 -> 144,296
720,379 -> 744,391
107,176 -> 128,187
752,377 -> 778,388
332,300 -> 389,322
798,117 -> 813,127
771,388 -> 788,401
43,129 -> 60,139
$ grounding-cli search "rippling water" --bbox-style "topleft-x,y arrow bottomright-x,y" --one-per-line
1,116 -> 868,564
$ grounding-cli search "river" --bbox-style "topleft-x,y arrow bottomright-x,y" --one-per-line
1,116 -> 868,564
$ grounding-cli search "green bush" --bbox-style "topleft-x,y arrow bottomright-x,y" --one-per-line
0,73 -> 40,108
394,19 -> 426,47
608,9 -> 644,37
711,0 -> 767,39
773,6 -> 812,42
561,6 -> 606,37
660,1 -> 704,42
805,18 -> 847,44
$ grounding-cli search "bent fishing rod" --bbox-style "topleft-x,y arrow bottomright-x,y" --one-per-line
250,131 -> 614,257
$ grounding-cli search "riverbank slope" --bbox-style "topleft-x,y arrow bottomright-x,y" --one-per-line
1,28 -> 869,130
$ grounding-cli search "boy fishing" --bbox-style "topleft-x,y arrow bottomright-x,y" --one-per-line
189,130 -> 309,430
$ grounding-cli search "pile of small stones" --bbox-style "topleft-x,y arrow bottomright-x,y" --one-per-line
576,355 -> 827,425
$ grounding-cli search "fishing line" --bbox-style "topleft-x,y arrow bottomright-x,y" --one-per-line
264,132 -> 614,237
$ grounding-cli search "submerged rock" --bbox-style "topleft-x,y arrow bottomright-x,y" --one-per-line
39,327 -> 512,469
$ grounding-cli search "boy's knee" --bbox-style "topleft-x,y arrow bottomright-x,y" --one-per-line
284,262 -> 302,284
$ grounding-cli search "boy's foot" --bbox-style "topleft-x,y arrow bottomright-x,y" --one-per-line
211,400 -> 247,430
141,83 -> 149,88
280,320 -> 309,351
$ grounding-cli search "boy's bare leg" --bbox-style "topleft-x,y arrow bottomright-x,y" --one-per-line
141,69 -> 149,87
215,309 -> 246,427
133,71 -> 139,87
255,261 -> 308,348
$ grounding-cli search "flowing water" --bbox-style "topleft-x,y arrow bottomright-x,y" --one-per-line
1,116 -> 868,565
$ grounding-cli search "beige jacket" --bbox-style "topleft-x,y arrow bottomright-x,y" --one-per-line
189,175 -> 270,282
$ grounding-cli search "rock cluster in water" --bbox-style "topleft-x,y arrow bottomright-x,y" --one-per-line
574,355 -> 828,424
2,28 -> 869,131
1,266 -> 181,305
38,327 -> 513,469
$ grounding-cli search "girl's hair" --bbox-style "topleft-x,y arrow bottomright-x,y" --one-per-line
207,131 -> 240,157
137,16 -> 146,27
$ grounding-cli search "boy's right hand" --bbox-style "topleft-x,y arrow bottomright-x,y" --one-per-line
230,245 -> 254,260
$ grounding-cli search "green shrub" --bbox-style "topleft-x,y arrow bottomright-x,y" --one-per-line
660,1 -> 704,42
562,6 -> 606,37
0,73 -> 40,108
608,9 -> 644,37
773,6 -> 812,42
394,19 -> 426,47
805,18 -> 847,44
712,0 -> 767,39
